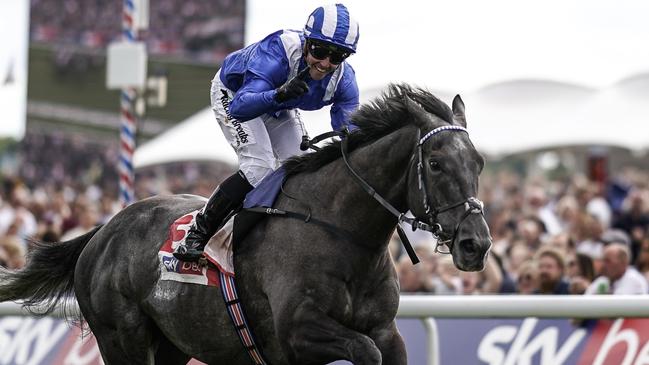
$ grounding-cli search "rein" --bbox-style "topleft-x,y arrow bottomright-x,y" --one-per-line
301,125 -> 484,264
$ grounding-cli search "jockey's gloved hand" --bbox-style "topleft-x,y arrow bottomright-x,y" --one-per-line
274,66 -> 310,103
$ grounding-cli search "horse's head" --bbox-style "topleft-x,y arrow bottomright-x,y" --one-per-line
404,91 -> 492,272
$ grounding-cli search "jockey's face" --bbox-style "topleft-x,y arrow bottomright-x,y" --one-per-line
304,40 -> 349,80
305,53 -> 336,80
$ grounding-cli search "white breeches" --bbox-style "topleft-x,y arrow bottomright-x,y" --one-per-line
210,72 -> 306,187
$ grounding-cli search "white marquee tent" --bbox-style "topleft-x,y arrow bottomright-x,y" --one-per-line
134,0 -> 649,168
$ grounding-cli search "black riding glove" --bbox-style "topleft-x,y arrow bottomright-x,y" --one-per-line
274,66 -> 310,103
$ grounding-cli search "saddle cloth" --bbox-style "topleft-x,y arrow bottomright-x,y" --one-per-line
157,210 -> 269,365
158,168 -> 286,285
158,210 -> 234,286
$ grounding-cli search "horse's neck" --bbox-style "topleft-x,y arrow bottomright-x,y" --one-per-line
345,128 -> 415,209
309,127 -> 416,243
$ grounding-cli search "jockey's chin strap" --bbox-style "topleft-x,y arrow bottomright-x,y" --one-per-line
301,125 -> 484,265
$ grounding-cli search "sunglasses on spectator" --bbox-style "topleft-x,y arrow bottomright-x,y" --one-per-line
307,40 -> 350,64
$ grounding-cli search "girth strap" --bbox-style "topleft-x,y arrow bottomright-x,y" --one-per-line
219,272 -> 269,365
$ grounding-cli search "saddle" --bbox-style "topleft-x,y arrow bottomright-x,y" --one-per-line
158,169 -> 286,284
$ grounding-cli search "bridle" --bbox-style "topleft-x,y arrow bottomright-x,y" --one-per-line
301,125 -> 485,264
413,125 -> 485,255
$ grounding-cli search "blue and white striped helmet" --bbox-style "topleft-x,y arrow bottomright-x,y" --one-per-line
304,4 -> 359,53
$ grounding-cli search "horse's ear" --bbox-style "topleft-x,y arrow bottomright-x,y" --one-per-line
452,94 -> 466,127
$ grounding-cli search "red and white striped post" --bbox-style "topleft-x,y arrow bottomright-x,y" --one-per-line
118,0 -> 138,207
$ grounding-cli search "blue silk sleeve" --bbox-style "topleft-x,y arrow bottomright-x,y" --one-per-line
229,76 -> 280,121
229,35 -> 289,121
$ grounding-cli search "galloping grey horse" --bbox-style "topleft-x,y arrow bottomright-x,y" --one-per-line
0,84 -> 491,365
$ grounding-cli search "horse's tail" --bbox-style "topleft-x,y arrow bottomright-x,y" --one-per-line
0,225 -> 102,316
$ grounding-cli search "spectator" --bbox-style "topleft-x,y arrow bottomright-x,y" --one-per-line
525,184 -> 562,235
585,243 -> 648,294
461,255 -> 503,295
566,253 -> 595,294
0,234 -> 26,269
98,195 -> 120,224
546,232 -> 575,256
29,0 -> 245,62
636,238 -> 649,283
568,253 -> 595,280
397,256 -> 430,293
460,271 -> 481,295
600,229 -> 631,247
516,216 -> 546,250
61,200 -> 98,241
492,253 -> 517,293
414,244 -> 438,292
430,256 -> 463,295
613,189 -> 649,260
515,260 -> 539,294
0,183 -> 38,241
556,195 -> 580,233
574,180 -> 612,230
480,255 -> 504,293
534,247 -> 570,295
505,241 -> 533,279
573,213 -> 605,264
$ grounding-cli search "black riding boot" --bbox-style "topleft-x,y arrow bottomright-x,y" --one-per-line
173,171 -> 253,262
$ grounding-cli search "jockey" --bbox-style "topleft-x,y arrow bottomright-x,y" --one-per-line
174,4 -> 360,262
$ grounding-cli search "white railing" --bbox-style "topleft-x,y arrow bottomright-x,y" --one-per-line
397,295 -> 649,365
397,295 -> 649,318
3,295 -> 649,365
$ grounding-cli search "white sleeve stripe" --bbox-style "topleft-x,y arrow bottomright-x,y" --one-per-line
279,31 -> 303,80
324,63 -> 344,102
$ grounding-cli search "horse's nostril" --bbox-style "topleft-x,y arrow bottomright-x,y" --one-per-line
460,239 -> 478,256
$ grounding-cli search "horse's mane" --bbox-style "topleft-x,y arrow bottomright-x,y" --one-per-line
284,83 -> 454,176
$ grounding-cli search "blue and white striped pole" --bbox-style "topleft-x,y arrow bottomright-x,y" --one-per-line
118,0 -> 138,206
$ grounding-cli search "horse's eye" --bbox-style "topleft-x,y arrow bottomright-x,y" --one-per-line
429,160 -> 442,172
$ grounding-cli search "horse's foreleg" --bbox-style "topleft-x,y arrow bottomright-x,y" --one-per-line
276,302 -> 382,365
369,322 -> 408,365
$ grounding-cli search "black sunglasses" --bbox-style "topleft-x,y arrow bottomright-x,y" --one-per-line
307,40 -> 350,64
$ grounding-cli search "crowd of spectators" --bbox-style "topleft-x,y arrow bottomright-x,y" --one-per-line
2,131 -> 649,299
0,131 -> 233,268
392,167 -> 649,297
30,0 -> 245,63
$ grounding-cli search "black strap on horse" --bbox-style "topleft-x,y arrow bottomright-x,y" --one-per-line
333,126 -> 484,264
300,128 -> 422,264
334,127 -> 429,265
278,126 -> 484,265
